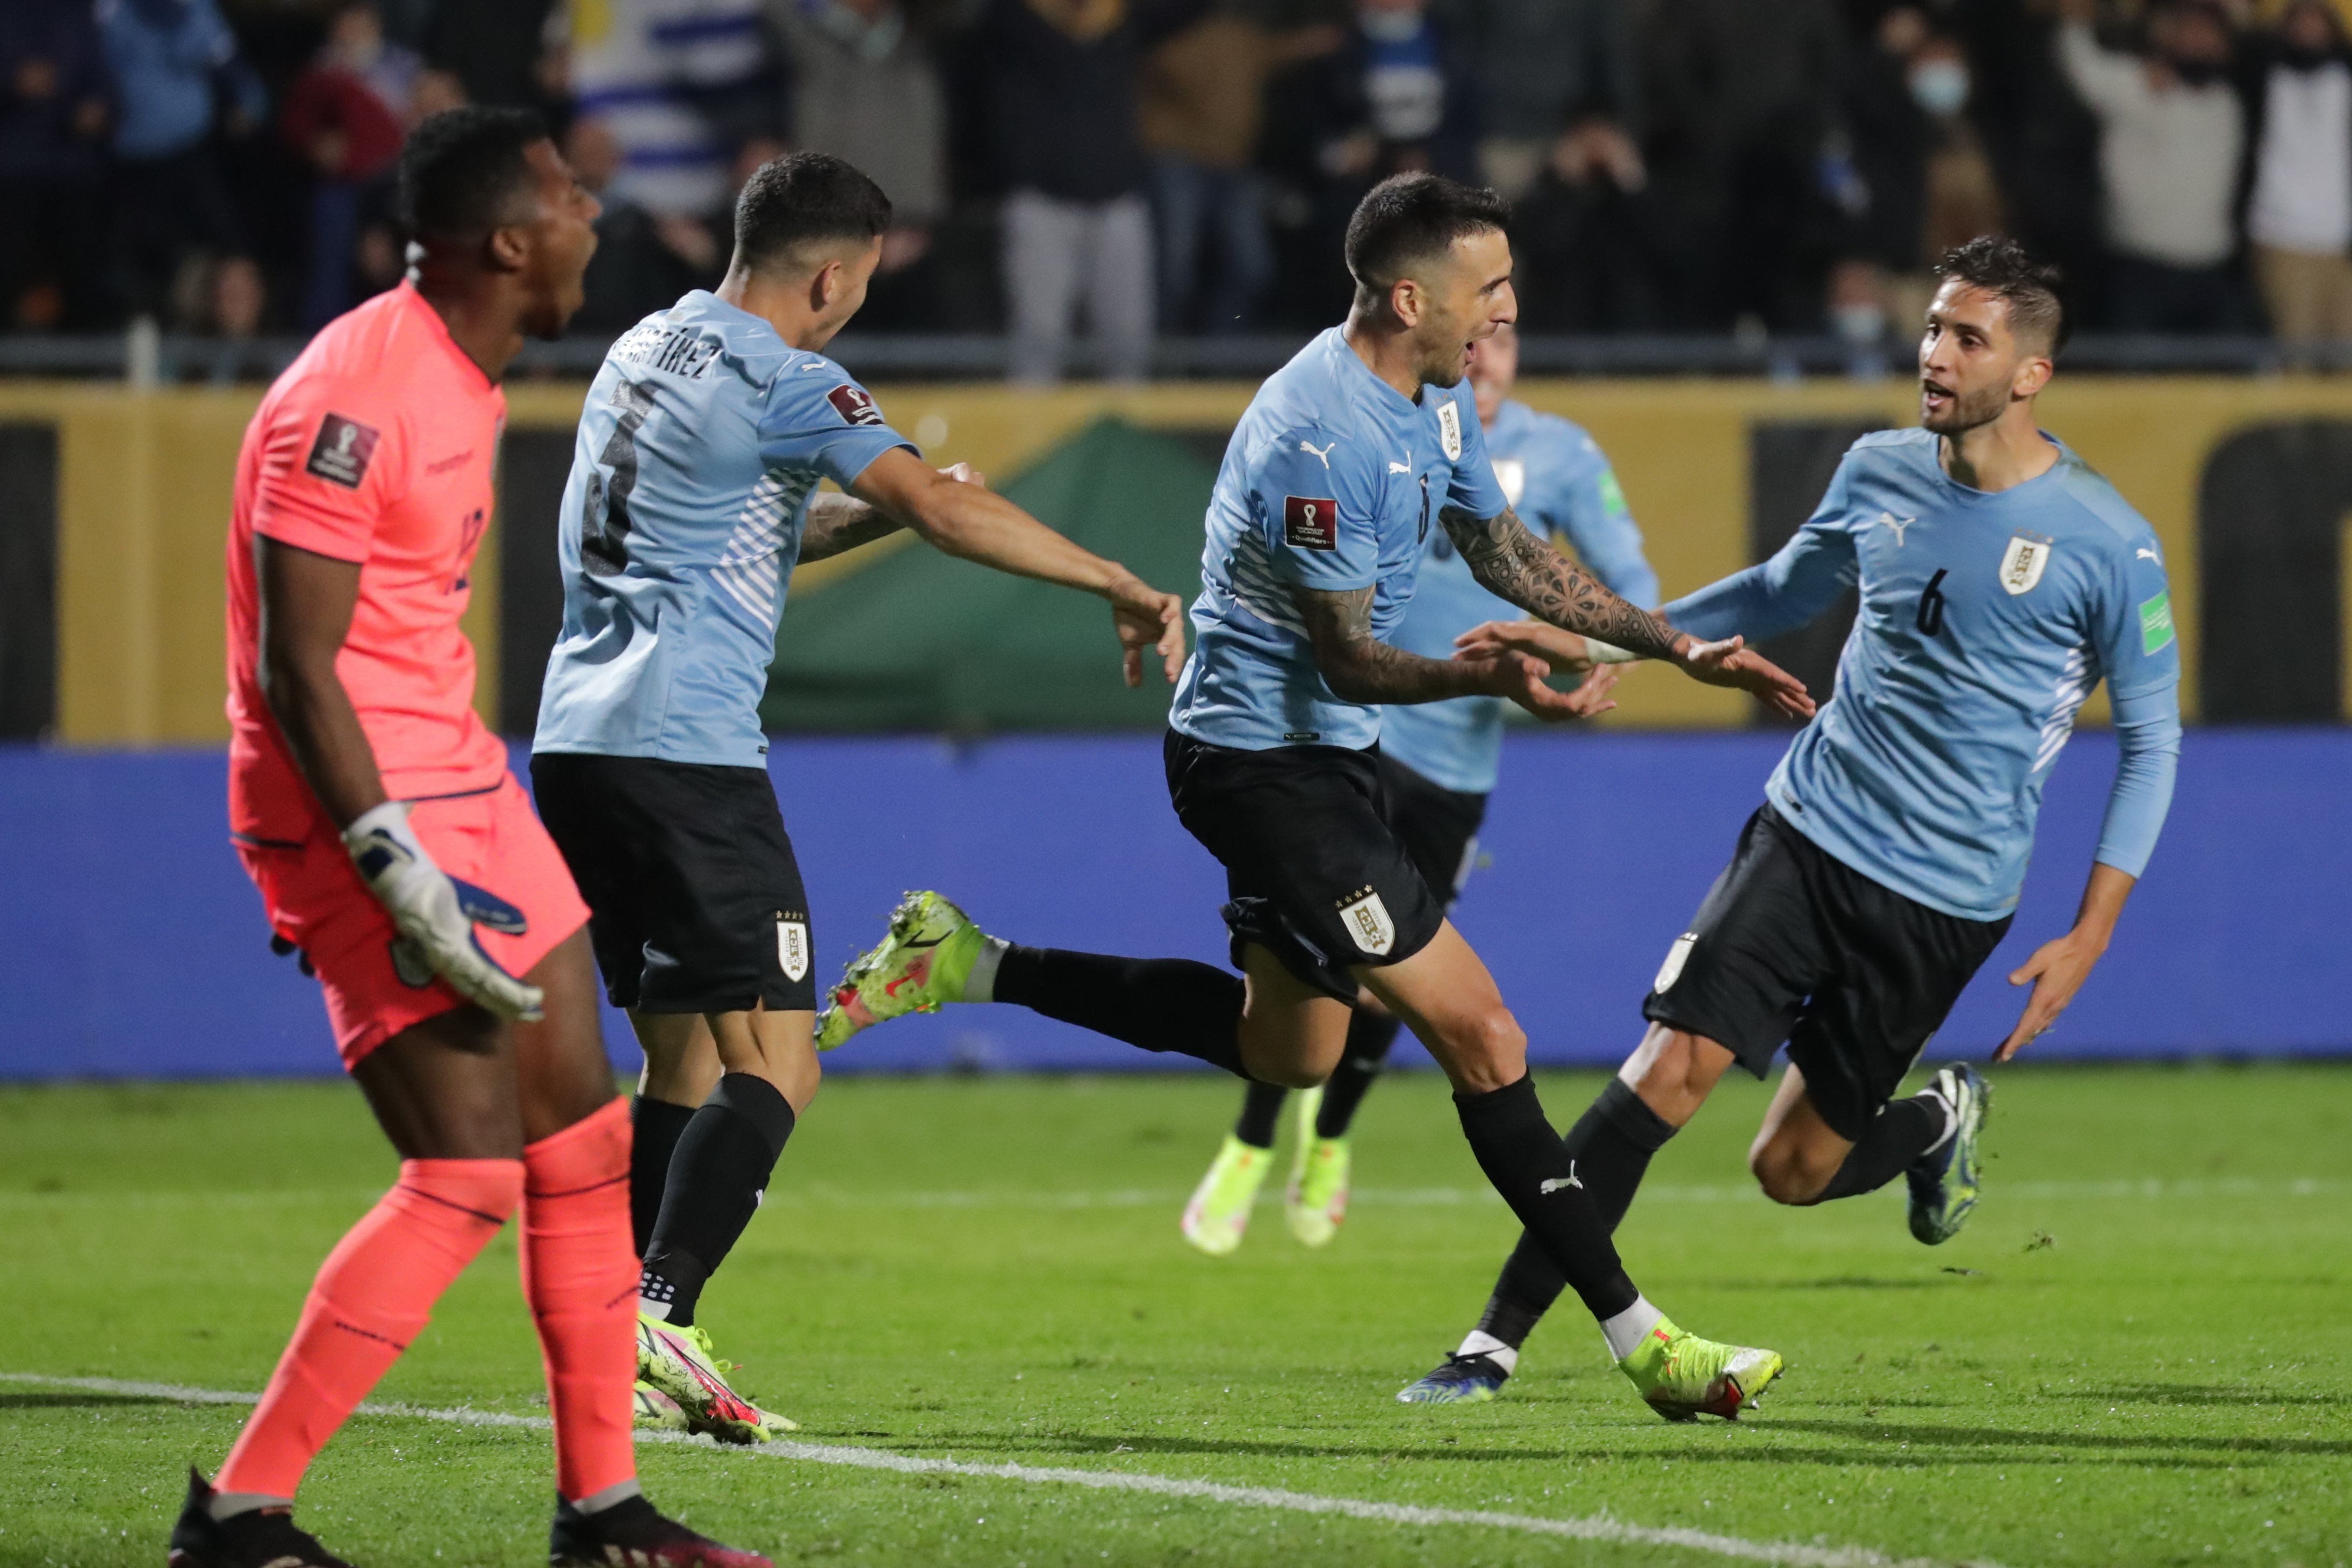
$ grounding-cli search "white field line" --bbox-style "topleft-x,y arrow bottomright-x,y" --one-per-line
0,1175 -> 2337,1212
1,1372 -> 1991,1568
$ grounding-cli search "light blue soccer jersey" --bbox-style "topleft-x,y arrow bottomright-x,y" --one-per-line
1379,400 -> 1659,795
1671,427 -> 2182,921
1169,327 -> 1509,753
534,291 -> 913,766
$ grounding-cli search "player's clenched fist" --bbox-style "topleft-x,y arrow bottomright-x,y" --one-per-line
343,801 -> 546,1021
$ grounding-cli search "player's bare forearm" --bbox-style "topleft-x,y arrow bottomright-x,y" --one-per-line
850,446 -> 1185,684
1996,861 -> 2137,1062
254,536 -> 386,828
852,448 -> 1119,593
1292,586 -> 1491,705
1439,505 -> 1681,658
797,492 -> 905,564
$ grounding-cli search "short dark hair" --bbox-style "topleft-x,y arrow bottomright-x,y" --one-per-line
1344,173 -> 1512,301
733,152 -> 893,275
1934,235 -> 2067,353
398,107 -> 549,244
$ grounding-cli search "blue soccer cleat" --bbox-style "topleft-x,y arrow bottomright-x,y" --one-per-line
1397,1351 -> 1512,1404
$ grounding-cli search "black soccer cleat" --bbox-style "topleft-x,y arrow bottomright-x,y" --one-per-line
549,1494 -> 774,1568
167,1469 -> 355,1568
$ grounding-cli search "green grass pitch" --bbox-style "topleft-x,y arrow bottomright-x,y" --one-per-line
3,1063 -> 2348,1567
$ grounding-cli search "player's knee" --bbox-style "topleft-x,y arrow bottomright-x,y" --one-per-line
1749,1139 -> 1831,1206
1440,1005 -> 1526,1091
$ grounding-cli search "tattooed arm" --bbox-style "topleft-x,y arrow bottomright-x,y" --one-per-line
1291,585 -> 1619,721
799,492 -> 907,564
1438,504 -> 1682,657
1438,504 -> 1817,718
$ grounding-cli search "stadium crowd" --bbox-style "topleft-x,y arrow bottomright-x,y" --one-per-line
6,0 -> 2352,373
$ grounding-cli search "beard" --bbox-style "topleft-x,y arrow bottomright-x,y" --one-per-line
1920,377 -> 2008,435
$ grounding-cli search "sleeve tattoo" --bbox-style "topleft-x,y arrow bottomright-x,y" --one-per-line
799,492 -> 907,564
1290,584 -> 1488,704
1438,504 -> 1681,659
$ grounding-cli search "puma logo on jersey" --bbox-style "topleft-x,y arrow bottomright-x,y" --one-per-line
1873,512 -> 1917,546
2137,545 -> 2164,566
1388,459 -> 1413,474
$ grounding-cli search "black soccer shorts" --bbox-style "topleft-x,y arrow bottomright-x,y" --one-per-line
1164,729 -> 1449,1002
1375,750 -> 1488,912
1641,803 -> 2012,1141
529,752 -> 818,1015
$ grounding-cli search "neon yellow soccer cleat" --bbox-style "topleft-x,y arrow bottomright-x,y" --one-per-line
1284,1088 -> 1351,1247
632,1379 -> 693,1433
816,891 -> 987,1050
636,1314 -> 799,1443
1616,1317 -> 1783,1422
1181,1134 -> 1273,1256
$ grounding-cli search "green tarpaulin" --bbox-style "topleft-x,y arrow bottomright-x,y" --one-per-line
761,418 -> 1221,732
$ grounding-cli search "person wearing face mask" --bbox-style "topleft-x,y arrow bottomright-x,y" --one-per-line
2242,0 -> 2352,353
2056,0 -> 2251,333
1844,9 -> 2010,347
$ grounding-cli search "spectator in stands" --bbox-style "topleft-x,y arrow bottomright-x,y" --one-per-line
1139,4 -> 1340,335
773,0 -> 948,276
2057,0 -> 2249,333
1842,6 -> 2008,343
282,3 -> 423,328
1639,0 -> 1846,331
566,114 -> 720,332
426,0 -> 563,112
1307,0 -> 1476,188
980,0 -> 1206,384
569,0 -> 777,225
1445,0 -> 1641,204
2242,0 -> 2352,353
0,0 -> 113,330
97,0 -> 269,329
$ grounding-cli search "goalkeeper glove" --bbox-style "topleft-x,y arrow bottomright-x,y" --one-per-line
342,800 -> 546,1023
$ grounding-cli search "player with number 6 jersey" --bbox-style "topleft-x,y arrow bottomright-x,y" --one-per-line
1405,236 -> 2183,1408
530,152 -> 1186,1442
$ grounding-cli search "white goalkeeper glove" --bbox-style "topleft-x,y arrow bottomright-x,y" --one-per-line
342,801 -> 546,1023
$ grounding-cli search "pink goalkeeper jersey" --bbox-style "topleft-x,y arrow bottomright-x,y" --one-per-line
226,282 -> 509,841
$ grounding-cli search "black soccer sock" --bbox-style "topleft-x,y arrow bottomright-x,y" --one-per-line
640,1073 -> 796,1327
1812,1092 -> 1945,1203
1233,1082 -> 1287,1148
1567,1078 -> 1680,1228
1477,1233 -> 1566,1348
1470,1079 -> 1679,1346
992,945 -> 1250,1077
1314,1011 -> 1399,1139
629,1095 -> 697,1259
1454,1074 -> 1640,1322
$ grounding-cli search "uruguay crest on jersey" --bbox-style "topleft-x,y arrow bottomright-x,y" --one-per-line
1998,533 -> 2052,595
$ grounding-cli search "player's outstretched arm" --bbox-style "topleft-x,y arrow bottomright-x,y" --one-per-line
1437,504 -> 1816,720
799,464 -> 999,563
256,538 -> 545,1021
1291,585 -> 1618,722
848,446 -> 1185,686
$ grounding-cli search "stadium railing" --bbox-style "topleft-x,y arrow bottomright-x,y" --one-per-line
2,329 -> 2344,385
